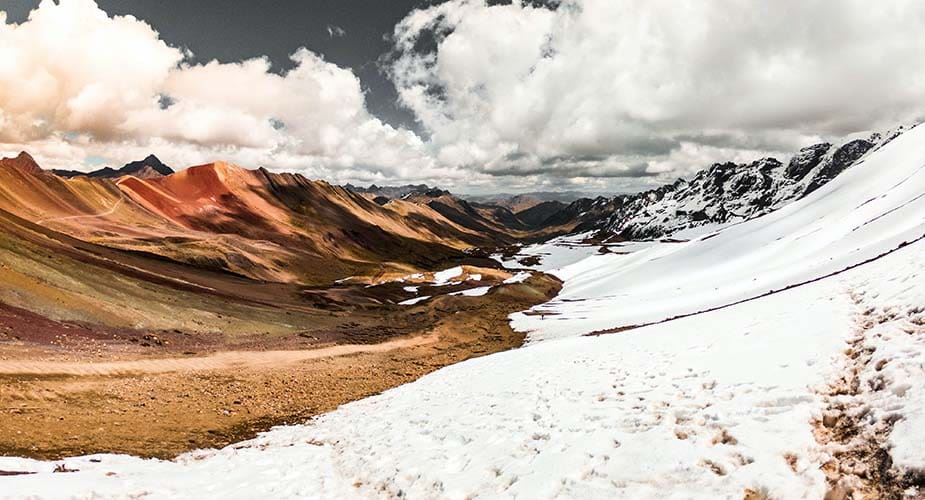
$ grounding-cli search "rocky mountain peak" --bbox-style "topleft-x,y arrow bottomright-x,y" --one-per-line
543,128 -> 904,241
786,142 -> 832,181
121,154 -> 174,177
0,151 -> 43,174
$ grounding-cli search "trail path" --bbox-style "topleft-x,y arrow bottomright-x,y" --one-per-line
0,335 -> 436,376
36,197 -> 124,225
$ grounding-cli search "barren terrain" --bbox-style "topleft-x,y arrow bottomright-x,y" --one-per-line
0,273 -> 560,460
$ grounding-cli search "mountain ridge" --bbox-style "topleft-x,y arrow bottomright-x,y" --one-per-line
52,154 -> 175,180
9,124 -> 903,274
507,126 -> 912,241
341,129 -> 905,241
0,156 -> 501,286
0,151 -> 43,174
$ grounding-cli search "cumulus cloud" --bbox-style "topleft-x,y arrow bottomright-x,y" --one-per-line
0,0 -> 182,143
0,0 -> 464,186
3,0 -> 925,193
388,0 -> 925,187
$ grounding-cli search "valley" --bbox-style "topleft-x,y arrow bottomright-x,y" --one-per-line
0,151 -> 561,459
0,122 -> 921,498
0,270 -> 559,460
0,124 -> 912,476
3,2 -> 924,498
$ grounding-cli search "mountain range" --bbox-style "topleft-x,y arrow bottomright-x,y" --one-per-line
8,121 -> 925,499
580,129 -> 906,240
52,154 -> 175,180
345,128 -> 909,243
0,125 -> 894,337
0,152 -> 524,336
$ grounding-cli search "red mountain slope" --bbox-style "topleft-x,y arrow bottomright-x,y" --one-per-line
0,155 -> 509,285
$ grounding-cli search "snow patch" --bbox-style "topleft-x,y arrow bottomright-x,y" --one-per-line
502,271 -> 532,284
432,266 -> 463,285
449,286 -> 491,297
398,296 -> 431,306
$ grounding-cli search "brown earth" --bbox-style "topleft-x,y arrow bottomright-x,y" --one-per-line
0,152 -> 561,461
0,155 -> 504,286
0,273 -> 560,460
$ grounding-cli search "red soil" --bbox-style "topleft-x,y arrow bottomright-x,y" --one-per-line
0,152 -> 42,175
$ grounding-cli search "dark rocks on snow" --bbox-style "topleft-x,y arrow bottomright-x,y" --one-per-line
786,143 -> 832,181
804,139 -> 873,195
548,127 -> 904,241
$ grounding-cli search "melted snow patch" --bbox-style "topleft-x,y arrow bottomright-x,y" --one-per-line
398,296 -> 431,306
449,286 -> 492,297
502,271 -> 532,284
433,266 -> 464,285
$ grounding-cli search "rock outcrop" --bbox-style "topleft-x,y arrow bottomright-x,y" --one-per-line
551,128 -> 906,241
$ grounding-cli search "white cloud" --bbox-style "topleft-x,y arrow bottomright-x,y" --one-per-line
388,0 -> 925,186
0,0 -> 182,142
0,0 -> 465,186
3,0 -> 925,194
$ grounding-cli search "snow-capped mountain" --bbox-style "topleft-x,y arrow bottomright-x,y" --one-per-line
558,127 -> 910,241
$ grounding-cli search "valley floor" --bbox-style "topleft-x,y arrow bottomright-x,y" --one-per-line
0,273 -> 560,460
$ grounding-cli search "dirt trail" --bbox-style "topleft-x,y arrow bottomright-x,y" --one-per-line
812,290 -> 924,499
0,335 -> 436,376
36,197 -> 124,225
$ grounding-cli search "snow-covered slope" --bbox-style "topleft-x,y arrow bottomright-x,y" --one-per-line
492,232 -> 606,272
3,125 -> 925,499
513,124 -> 925,341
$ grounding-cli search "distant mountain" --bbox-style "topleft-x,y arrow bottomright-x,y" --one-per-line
344,183 -> 444,200
514,200 -> 567,227
468,190 -> 599,204
52,154 -> 174,180
531,196 -> 626,234
482,194 -> 547,213
400,189 -> 524,243
118,154 -> 175,178
345,183 -> 527,241
535,127 -> 910,241
0,155 -> 505,286
0,151 -> 43,174
344,184 -> 581,236
466,191 -> 597,212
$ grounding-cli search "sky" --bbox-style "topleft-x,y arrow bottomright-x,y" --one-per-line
2,0 -> 428,131
2,0 -> 925,194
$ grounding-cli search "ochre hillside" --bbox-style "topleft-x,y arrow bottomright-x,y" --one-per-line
0,154 -> 507,284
